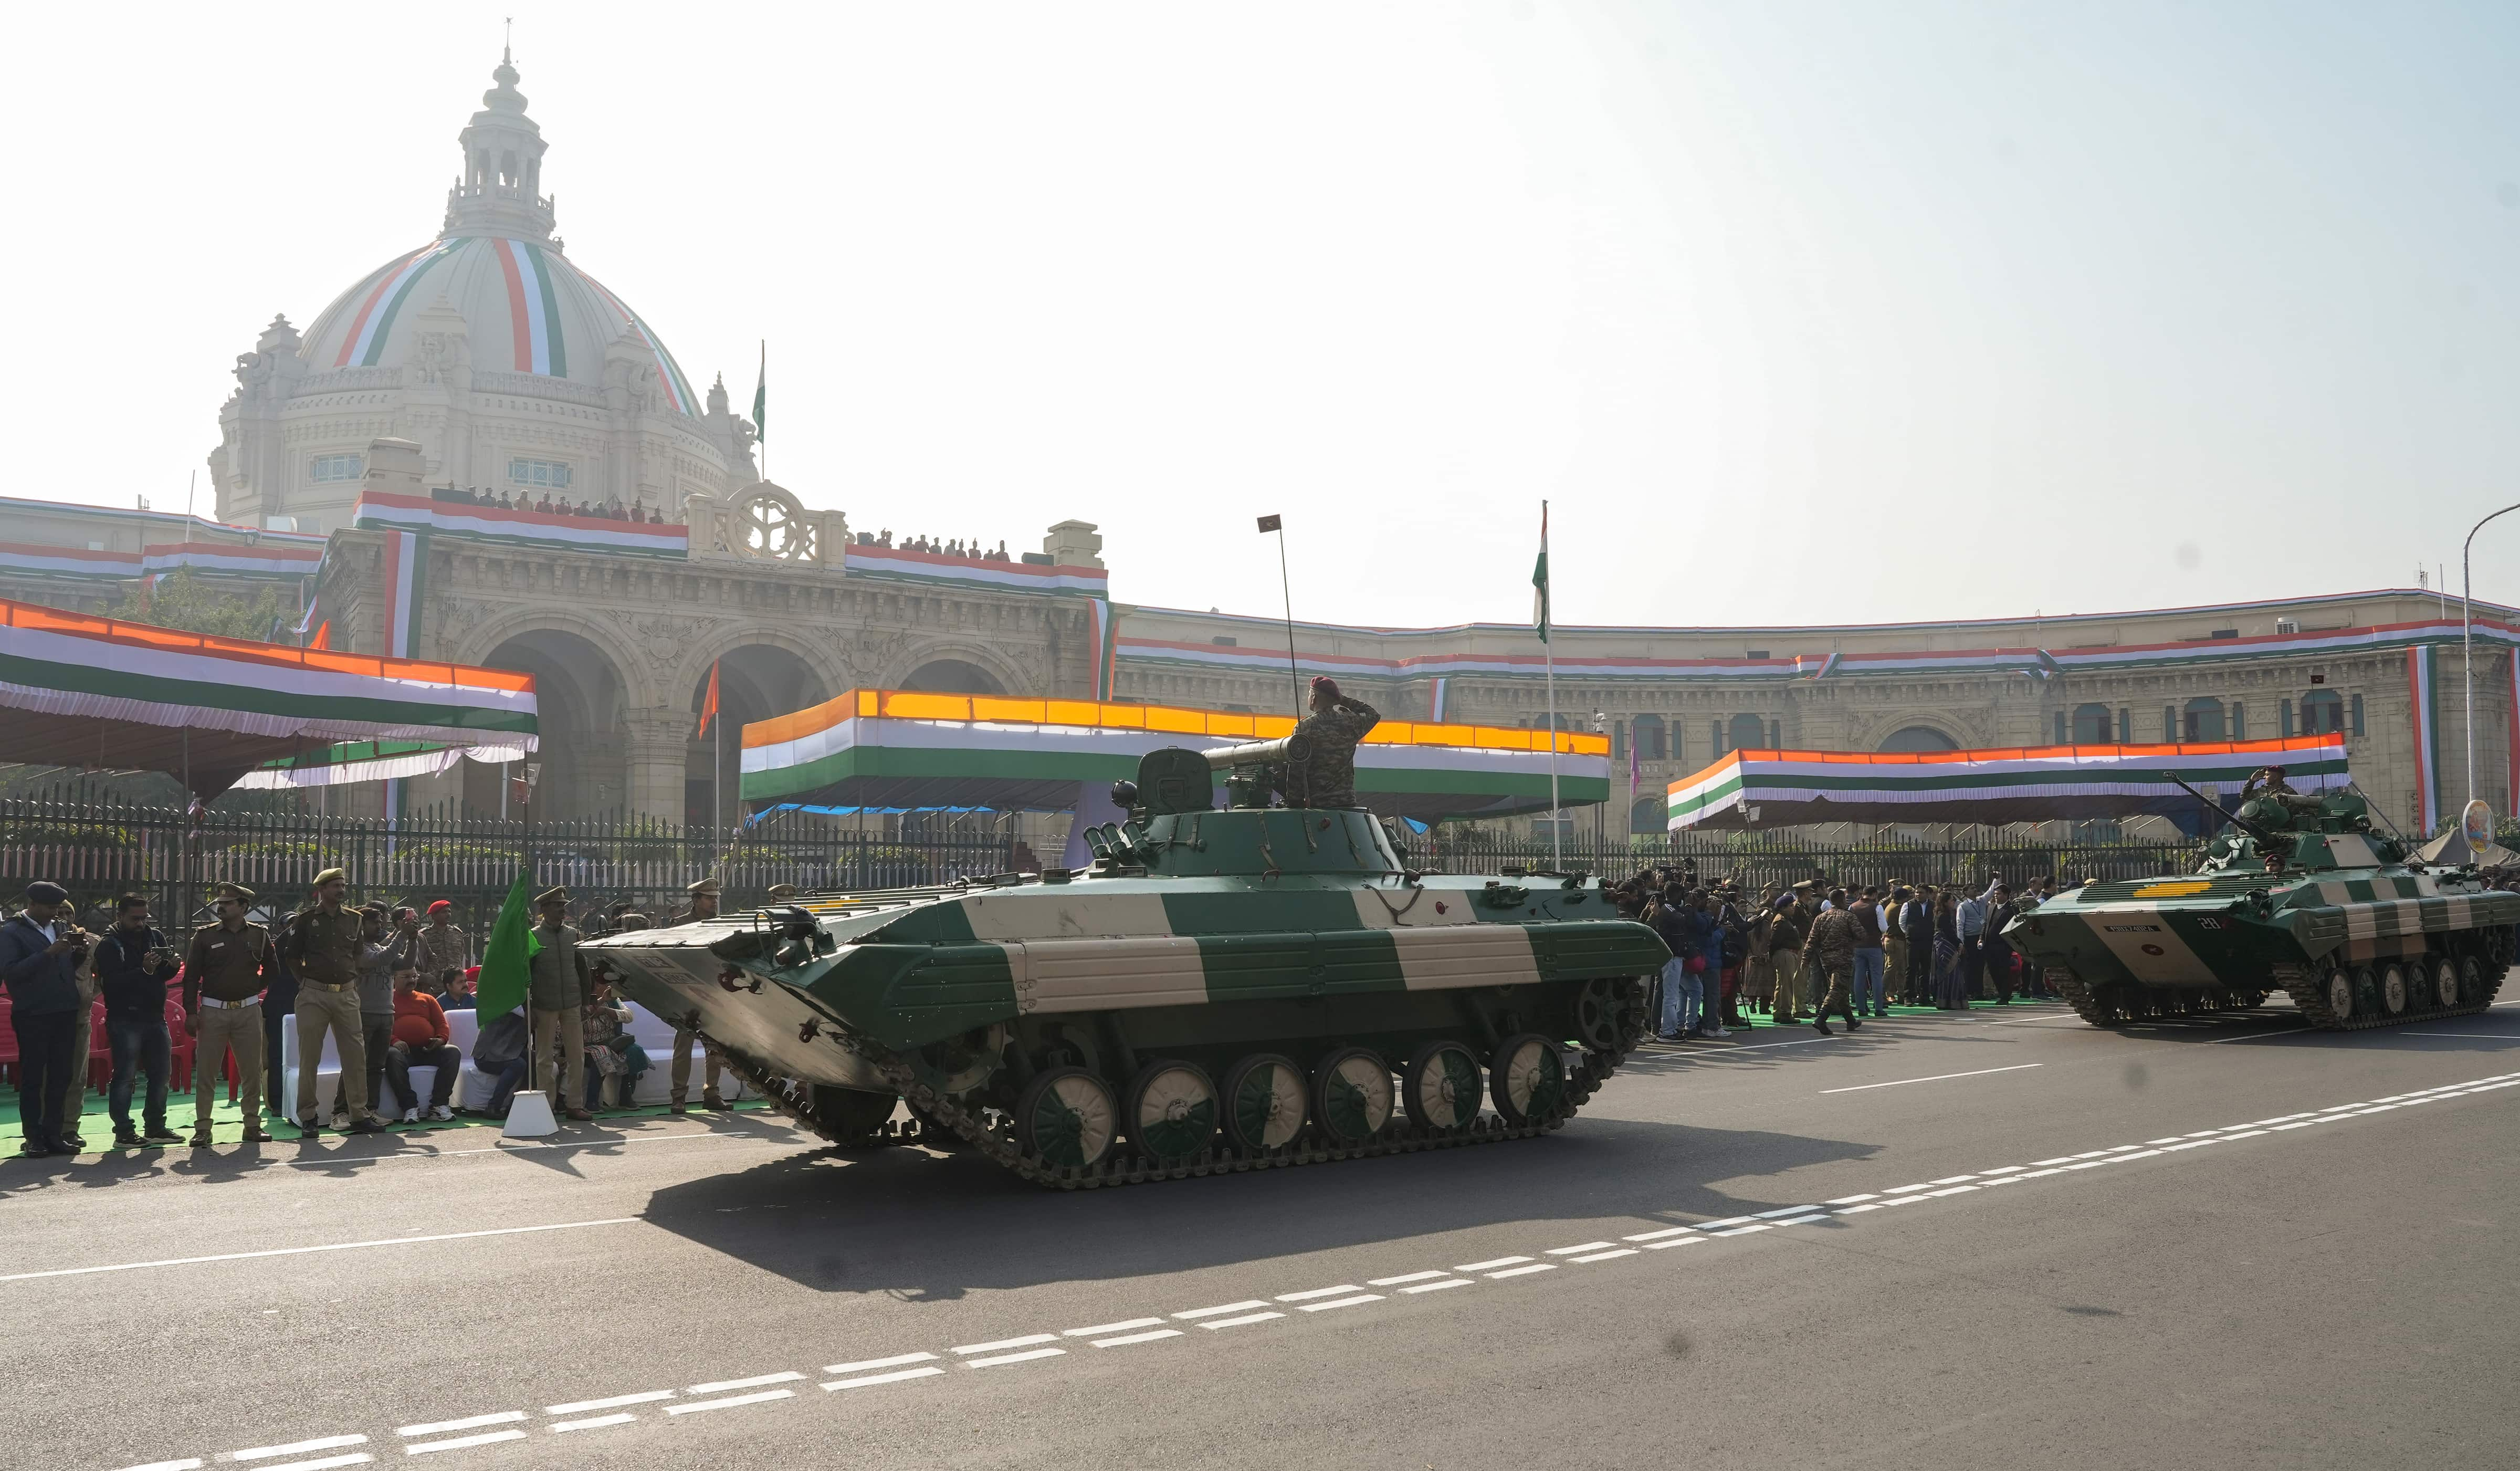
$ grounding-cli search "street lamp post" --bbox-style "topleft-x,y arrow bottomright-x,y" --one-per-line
2462,502 -> 2520,806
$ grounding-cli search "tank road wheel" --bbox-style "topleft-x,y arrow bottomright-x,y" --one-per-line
2459,956 -> 2485,1005
2380,963 -> 2409,1016
2328,968 -> 2361,1023
1014,1067 -> 1118,1171
2433,957 -> 2461,1010
1489,1033 -> 1567,1128
1310,1048 -> 1394,1147
1222,1053 -> 1308,1153
1125,1061 -> 1220,1164
1402,1040 -> 1485,1132
1573,977 -> 1642,1053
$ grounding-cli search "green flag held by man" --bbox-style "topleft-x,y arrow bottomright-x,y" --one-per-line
473,865 -> 540,1019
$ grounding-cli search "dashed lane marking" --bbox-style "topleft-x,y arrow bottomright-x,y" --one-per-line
961,1348 -> 1066,1369
1091,1329 -> 1185,1348
1295,1293 -> 1384,1312
1754,1205 -> 1822,1218
1454,1256 -> 1531,1272
1819,1063 -> 2042,1095
404,1430 -> 527,1456
823,1367 -> 947,1392
1275,1285 -> 1365,1302
1197,1311 -> 1285,1330
1622,1226 -> 1696,1241
1400,1278 -> 1474,1293
550,1414 -> 635,1433
1642,1236 -> 1706,1248
1544,1242 -> 1617,1255
545,1391 -> 671,1414
823,1353 -> 937,1376
1173,1300 -> 1270,1320
1,1218 -> 638,1286
1486,1264 -> 1556,1279
951,1333 -> 1058,1354
687,1372 -> 803,1394
111,1462 -> 203,1471
395,1414 -> 524,1438
245,1457 -> 370,1471
1368,1270 -> 1452,1286
234,1438 -> 369,1462
1063,1318 -> 1164,1338
664,1390 -> 794,1414
1570,1248 -> 1640,1263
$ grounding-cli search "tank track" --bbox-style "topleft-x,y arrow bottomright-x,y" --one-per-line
723,987 -> 1645,1190
2049,969 -> 2267,1028
2280,956 -> 2506,1032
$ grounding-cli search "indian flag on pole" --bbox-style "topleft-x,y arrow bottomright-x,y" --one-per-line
1531,505 -> 1549,644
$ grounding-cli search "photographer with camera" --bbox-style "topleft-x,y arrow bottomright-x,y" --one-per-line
93,892 -> 182,1148
2,881 -> 91,1157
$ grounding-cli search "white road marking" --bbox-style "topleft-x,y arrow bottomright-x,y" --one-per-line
1091,1329 -> 1185,1347
822,1352 -> 938,1376
1545,1241 -> 1617,1254
1821,1063 -> 2043,1095
1927,1175 -> 1978,1185
1296,1293 -> 1384,1312
245,1457 -> 370,1471
1622,1226 -> 1697,1241
396,1413 -> 527,1437
1978,1166 -> 2024,1176
664,1389 -> 794,1413
236,1437 -> 370,1462
1368,1270 -> 1451,1286
1487,1264 -> 1557,1279
952,1333 -> 1058,1354
1695,1216 -> 1759,1229
1198,1311 -> 1285,1329
404,1430 -> 527,1456
111,1461 -> 203,1471
1769,1214 -> 1830,1226
1173,1300 -> 1271,1320
1063,1318 -> 1164,1337
1276,1285 -> 1366,1301
1455,1256 -> 1532,1272
963,1348 -> 1067,1368
823,1366 -> 947,1391
1834,1204 -> 1881,1214
1712,1224 -> 1770,1236
2,1219 -> 637,1285
1883,1184 -> 1934,1195
545,1391 -> 672,1414
2403,1031 -> 2520,1039
2221,1130 -> 2269,1140
550,1414 -> 635,1433
1571,1248 -> 1640,1262
1925,1185 -> 1979,1197
1644,1236 -> 1708,1247
689,1372 -> 803,1394
1824,1193 -> 1880,1204
1754,1205 -> 1822,1218
1400,1278 -> 1475,1293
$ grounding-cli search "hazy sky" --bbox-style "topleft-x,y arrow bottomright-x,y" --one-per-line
9,3 -> 2515,630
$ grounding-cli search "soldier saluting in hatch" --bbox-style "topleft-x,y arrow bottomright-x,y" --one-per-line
1279,676 -> 1380,808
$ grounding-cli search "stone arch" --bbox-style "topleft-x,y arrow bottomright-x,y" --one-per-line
1629,795 -> 1665,834
452,606 -> 658,710
893,641 -> 1025,695
472,626 -> 634,818
666,629 -> 851,726
1877,725 -> 1962,753
687,642 -> 838,827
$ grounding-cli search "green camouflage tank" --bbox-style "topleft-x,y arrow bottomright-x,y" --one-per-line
583,742 -> 1668,1187
2007,787 -> 2518,1030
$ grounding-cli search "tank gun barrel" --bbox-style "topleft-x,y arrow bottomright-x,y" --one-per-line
1203,735 -> 1313,770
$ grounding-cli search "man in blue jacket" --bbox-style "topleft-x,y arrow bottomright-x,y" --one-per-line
2,881 -> 91,1157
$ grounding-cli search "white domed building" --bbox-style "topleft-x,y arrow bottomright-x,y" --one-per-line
209,51 -> 757,534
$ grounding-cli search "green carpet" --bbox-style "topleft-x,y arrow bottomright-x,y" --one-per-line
5,1085 -> 773,1152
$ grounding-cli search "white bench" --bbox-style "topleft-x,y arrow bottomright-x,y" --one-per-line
278,1001 -> 747,1116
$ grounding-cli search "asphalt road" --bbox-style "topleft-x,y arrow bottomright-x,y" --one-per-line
7,995 -> 2517,1471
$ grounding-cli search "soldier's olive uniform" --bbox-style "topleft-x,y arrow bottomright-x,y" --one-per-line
1803,907 -> 1857,1024
665,905 -> 728,1105
282,906 -> 370,1123
1283,697 -> 1380,809
185,919 -> 273,1135
528,920 -> 587,1103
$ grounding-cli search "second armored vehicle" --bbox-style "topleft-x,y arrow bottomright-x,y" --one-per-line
2007,781 -> 2517,1031
585,742 -> 1670,1187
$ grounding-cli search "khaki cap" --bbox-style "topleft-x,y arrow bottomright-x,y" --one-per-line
765,884 -> 800,899
687,878 -> 722,896
535,886 -> 570,905
212,882 -> 256,903
312,868 -> 348,887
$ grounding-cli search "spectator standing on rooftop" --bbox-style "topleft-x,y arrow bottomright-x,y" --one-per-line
1,881 -> 89,1157
185,882 -> 276,1146
281,868 -> 381,1135
1847,885 -> 1889,1020
93,893 -> 180,1149
384,966 -> 459,1123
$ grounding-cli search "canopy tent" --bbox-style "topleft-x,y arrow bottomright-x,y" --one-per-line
2414,827 -> 2519,868
0,597 -> 537,796
1665,735 -> 2352,832
229,738 -> 513,791
740,689 -> 1611,824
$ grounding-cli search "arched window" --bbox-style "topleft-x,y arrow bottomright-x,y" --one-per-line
2301,688 -> 2346,735
2071,703 -> 2113,743
2182,696 -> 2225,741
1630,795 -> 1665,832
1878,726 -> 1960,753
1726,713 -> 1766,752
1631,713 -> 1667,761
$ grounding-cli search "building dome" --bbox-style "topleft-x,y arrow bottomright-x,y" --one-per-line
298,236 -> 701,417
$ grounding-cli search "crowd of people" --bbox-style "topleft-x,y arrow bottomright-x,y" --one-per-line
0,874 -> 761,1159
853,529 -> 1014,560
1611,868 -> 2060,1038
428,484 -> 668,523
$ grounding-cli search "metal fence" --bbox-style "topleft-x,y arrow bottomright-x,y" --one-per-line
0,798 -> 1022,937
1414,830 -> 2202,893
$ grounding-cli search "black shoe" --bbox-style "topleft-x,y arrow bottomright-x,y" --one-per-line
347,1118 -> 384,1135
113,1130 -> 145,1149
1846,1016 -> 1864,1030
57,1134 -> 85,1152
1811,1018 -> 1833,1036
19,1141 -> 52,1159
143,1125 -> 183,1143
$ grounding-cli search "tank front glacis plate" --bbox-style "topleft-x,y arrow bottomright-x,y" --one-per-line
781,875 -> 1666,1054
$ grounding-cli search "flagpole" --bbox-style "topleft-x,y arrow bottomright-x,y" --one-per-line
1542,500 -> 1560,869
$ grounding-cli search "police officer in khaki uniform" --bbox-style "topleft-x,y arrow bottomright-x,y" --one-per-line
665,878 -> 729,1112
528,886 -> 594,1120
280,868 -> 381,1133
184,882 -> 277,1145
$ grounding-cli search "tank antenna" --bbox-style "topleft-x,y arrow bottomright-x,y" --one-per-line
1256,514 -> 1300,717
